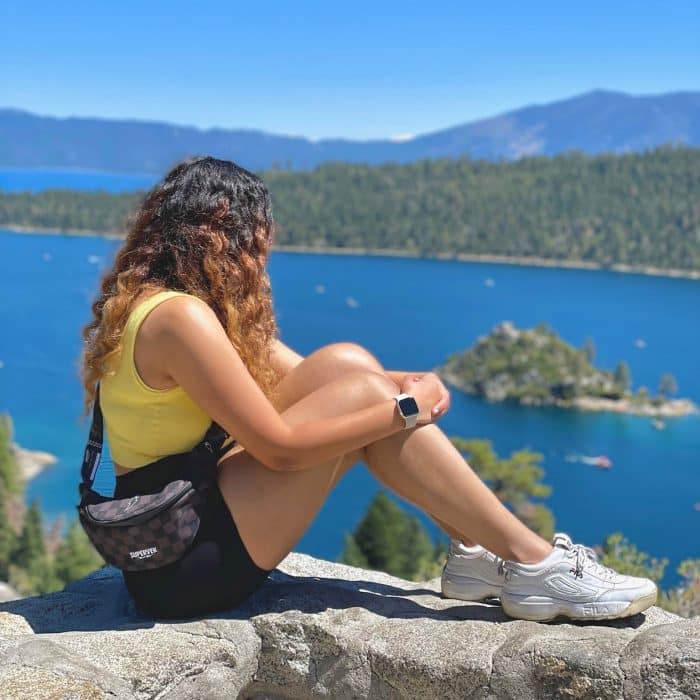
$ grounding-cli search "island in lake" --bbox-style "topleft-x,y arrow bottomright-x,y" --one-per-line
436,321 -> 697,417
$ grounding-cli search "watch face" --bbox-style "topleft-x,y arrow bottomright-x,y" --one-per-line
398,396 -> 419,416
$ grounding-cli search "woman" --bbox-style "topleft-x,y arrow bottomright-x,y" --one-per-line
80,156 -> 657,622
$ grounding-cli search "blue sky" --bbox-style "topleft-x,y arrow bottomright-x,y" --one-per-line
3,1 -> 698,139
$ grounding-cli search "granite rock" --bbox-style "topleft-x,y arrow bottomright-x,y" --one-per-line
0,552 -> 695,699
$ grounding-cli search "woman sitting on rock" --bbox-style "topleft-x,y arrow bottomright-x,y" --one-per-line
79,156 -> 657,622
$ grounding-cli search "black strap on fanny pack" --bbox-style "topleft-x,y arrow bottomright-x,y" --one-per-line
79,383 -> 231,500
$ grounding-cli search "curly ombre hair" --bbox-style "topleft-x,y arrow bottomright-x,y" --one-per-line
79,155 -> 282,418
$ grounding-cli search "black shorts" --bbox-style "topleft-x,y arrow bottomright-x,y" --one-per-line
113,454 -> 272,620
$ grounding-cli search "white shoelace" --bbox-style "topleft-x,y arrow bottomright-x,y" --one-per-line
567,543 -> 617,581
503,541 -> 617,582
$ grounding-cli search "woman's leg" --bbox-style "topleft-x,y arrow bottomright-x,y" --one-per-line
268,343 -> 477,545
217,343 -> 551,571
266,343 -> 489,548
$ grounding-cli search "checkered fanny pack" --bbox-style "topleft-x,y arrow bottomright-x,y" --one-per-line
76,383 -> 230,572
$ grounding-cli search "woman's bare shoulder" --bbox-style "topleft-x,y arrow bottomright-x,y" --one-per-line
142,292 -> 218,337
131,293 -> 221,366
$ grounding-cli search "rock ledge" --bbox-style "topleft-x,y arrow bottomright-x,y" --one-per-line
0,552 -> 697,699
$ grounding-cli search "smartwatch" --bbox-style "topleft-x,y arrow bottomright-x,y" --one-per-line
394,393 -> 420,429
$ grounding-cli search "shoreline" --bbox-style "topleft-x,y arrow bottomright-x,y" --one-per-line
439,370 -> 699,418
10,442 -> 58,482
3,224 -> 700,280
569,395 -> 699,417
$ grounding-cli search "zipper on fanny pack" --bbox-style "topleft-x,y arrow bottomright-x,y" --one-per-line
82,481 -> 197,527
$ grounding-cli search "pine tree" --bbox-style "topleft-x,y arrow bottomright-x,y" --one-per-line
340,533 -> 369,569
13,501 -> 45,570
349,490 -> 408,576
340,490 -> 444,580
400,514 -> 437,580
662,559 -> 700,618
581,337 -> 596,363
0,480 -> 16,580
614,361 -> 631,392
11,500 -> 58,594
600,533 -> 667,582
0,414 -> 22,496
53,520 -> 104,585
658,372 -> 678,397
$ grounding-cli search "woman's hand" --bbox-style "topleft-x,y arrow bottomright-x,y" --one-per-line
400,371 -> 451,422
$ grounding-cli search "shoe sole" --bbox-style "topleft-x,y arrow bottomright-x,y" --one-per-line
500,589 -> 658,622
441,572 -> 503,602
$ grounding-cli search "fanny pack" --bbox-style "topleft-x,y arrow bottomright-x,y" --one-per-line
76,383 -> 230,572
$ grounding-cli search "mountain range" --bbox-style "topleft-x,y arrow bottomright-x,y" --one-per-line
1,90 -> 698,174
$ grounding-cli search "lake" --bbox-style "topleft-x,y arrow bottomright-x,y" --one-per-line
0,167 -> 157,193
1,228 -> 698,586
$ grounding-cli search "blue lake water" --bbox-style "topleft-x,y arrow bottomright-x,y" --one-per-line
0,229 -> 698,587
0,168 -> 156,193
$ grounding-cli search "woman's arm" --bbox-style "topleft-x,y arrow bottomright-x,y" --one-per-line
155,298 -> 441,472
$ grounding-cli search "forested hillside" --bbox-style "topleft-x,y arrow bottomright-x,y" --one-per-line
1,147 -> 699,271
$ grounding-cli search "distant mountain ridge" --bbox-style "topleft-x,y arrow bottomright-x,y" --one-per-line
1,90 -> 699,174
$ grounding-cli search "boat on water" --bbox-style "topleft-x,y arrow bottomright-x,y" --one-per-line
591,455 -> 612,469
565,452 -> 613,469
651,418 -> 666,430
345,296 -> 360,308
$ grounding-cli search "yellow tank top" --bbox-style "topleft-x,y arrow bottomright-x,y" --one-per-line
100,289 -> 235,469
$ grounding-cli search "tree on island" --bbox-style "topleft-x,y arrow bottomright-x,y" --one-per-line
581,336 -> 596,363
658,373 -> 678,398
613,360 -> 631,393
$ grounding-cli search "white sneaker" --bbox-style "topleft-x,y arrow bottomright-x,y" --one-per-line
440,539 -> 505,601
500,532 -> 658,621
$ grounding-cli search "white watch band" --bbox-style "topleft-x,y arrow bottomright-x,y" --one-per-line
394,393 -> 419,429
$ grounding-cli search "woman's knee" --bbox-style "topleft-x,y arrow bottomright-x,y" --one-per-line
316,341 -> 384,374
346,368 -> 401,401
